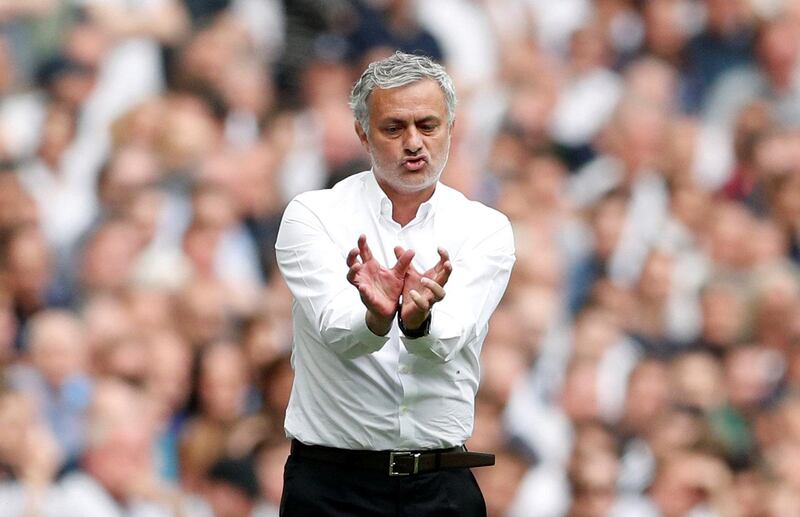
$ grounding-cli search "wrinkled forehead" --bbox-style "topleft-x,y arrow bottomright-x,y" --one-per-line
367,79 -> 448,120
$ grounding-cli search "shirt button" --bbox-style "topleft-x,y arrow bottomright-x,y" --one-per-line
399,366 -> 408,374
400,405 -> 408,414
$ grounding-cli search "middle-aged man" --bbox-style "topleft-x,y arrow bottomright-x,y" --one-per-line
275,51 -> 515,516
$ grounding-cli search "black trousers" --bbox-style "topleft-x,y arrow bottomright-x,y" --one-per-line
279,453 -> 487,516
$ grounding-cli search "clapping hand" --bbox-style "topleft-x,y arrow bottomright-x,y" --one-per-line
346,235 -> 451,336
347,235 -> 414,335
394,246 -> 452,331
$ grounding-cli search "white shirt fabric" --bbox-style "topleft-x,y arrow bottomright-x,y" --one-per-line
0,91 -> 46,161
75,0 -> 167,131
17,155 -> 99,255
414,0 -> 499,91
550,67 -> 623,147
231,0 -> 285,62
275,171 -> 515,451
276,110 -> 327,203
507,463 -> 570,517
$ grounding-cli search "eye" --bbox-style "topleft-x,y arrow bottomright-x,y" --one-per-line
419,123 -> 438,133
384,126 -> 401,135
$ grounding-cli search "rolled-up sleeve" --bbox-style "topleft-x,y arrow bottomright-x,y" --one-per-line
276,198 -> 390,358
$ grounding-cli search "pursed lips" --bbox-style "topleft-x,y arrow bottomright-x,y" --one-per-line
402,155 -> 428,171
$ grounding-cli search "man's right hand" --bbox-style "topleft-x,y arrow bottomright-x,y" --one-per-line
347,234 -> 414,336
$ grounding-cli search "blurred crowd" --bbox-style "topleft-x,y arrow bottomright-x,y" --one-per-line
2,0 -> 800,515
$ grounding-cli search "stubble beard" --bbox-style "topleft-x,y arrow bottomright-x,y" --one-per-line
371,140 -> 450,195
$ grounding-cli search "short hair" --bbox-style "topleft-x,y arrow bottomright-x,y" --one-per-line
349,51 -> 457,136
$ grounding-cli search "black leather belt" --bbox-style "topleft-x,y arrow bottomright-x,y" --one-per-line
290,439 -> 495,476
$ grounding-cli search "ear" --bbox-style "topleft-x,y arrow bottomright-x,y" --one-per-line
355,121 -> 370,151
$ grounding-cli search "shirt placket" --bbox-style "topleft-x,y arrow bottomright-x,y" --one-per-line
376,202 -> 414,444
396,220 -> 415,446
394,215 -> 432,447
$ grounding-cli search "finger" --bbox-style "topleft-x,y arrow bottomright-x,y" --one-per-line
347,263 -> 362,284
392,249 -> 415,275
358,234 -> 373,262
346,248 -> 360,267
409,289 -> 430,312
420,277 -> 446,302
437,247 -> 450,265
394,246 -> 419,279
426,247 -> 450,276
433,247 -> 450,270
437,260 -> 453,286
395,246 -> 420,275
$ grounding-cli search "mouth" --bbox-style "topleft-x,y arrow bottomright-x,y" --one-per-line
402,156 -> 428,171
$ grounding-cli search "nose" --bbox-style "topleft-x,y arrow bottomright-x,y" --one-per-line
403,126 -> 423,154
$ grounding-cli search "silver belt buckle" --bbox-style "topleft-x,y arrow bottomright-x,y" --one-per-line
389,451 -> 420,476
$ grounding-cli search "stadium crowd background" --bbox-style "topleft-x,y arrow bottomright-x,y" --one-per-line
2,0 -> 800,515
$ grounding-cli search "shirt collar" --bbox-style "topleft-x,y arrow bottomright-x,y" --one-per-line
363,170 -> 392,218
363,170 -> 441,224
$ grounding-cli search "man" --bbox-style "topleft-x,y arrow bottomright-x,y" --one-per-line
275,51 -> 515,516
7,309 -> 92,466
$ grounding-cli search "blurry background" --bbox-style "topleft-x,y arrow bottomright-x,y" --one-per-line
1,0 -> 800,515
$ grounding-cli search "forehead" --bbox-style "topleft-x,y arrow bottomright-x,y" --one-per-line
368,79 -> 447,120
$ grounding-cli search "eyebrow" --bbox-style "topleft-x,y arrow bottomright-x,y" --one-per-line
415,116 -> 440,125
380,115 -> 441,125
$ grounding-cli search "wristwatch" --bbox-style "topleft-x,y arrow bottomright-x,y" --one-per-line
398,313 -> 431,339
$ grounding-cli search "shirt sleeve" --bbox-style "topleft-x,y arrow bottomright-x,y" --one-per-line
275,198 -> 390,358
401,218 -> 515,362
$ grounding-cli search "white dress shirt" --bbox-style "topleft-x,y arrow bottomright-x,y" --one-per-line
275,171 -> 515,450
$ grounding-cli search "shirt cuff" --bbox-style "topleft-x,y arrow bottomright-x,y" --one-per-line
350,306 -> 391,352
400,307 -> 462,362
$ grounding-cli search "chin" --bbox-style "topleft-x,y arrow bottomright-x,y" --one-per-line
396,176 -> 438,194
374,162 -> 443,194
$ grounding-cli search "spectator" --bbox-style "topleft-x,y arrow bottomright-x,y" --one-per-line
0,389 -> 62,515
705,17 -> 800,127
179,341 -> 252,491
7,310 -> 92,467
683,0 -> 756,112
3,224 -> 71,345
143,330 -> 194,482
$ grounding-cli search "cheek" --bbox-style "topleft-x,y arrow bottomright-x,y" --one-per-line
377,139 -> 400,156
372,144 -> 398,167
431,138 -> 451,167
430,134 -> 449,153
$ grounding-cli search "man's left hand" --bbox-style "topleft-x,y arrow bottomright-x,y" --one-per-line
394,246 -> 452,331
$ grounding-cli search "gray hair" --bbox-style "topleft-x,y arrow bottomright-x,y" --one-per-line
349,51 -> 457,136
